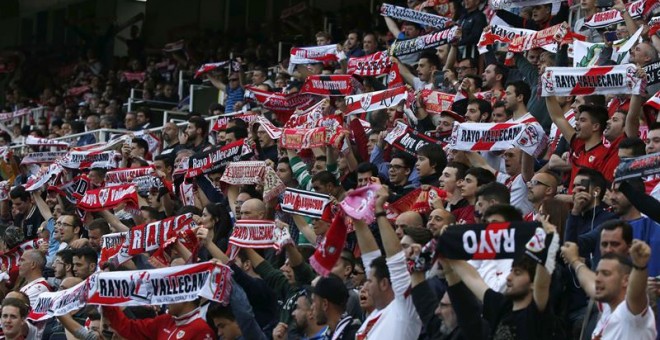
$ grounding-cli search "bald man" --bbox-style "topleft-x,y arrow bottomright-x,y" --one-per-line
394,212 -> 424,239
426,208 -> 455,236
240,199 -> 267,220
525,172 -> 558,221
18,249 -> 50,307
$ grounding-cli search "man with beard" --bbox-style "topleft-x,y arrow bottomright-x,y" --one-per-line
524,171 -> 558,221
310,274 -> 361,340
273,288 -> 327,340
393,51 -> 441,91
184,116 -> 210,153
256,123 -> 277,163
160,121 -> 182,156
603,93 -> 642,151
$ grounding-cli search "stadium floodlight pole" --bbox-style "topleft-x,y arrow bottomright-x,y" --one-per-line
178,70 -> 184,102
278,41 -> 283,62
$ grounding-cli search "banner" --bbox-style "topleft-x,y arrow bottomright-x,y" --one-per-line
185,139 -> 253,178
57,151 -> 121,169
228,220 -> 290,250
384,121 -> 444,155
280,127 -> 327,149
380,3 -> 453,29
344,86 -> 408,115
20,151 -> 67,165
25,136 -> 69,148
541,64 -> 643,96
644,60 -> 660,86
420,90 -> 455,114
24,164 -> 64,192
281,188 -> 331,219
615,152 -> 660,181
300,75 -> 360,96
583,0 -> 645,29
450,121 -> 548,157
508,22 -> 568,53
390,26 -> 459,56
347,51 -> 393,77
436,222 -> 540,260
77,184 -> 139,212
245,86 -> 318,116
573,27 -> 641,67
211,112 -> 258,132
339,184 -> 380,224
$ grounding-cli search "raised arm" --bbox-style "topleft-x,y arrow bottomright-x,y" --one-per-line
206,73 -> 227,92
384,16 -> 402,37
98,210 -> 130,232
521,152 -> 534,182
546,95 -> 575,142
375,186 -> 402,257
292,214 -> 317,245
391,57 -> 417,87
445,259 -> 490,302
561,241 -> 596,298
627,240 -> 651,315
31,191 -> 52,221
625,92 -> 643,139
532,218 -> 556,312
464,151 -> 496,174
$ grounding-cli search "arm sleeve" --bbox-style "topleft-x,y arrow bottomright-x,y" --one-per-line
196,175 -> 224,203
411,280 -> 442,337
447,281 -> 488,340
550,3 -> 570,25
386,251 -> 411,297
230,280 -> 269,340
290,155 -> 313,191
370,145 -> 390,179
514,53 -> 538,85
620,180 -> 660,223
361,249 -> 382,279
350,118 -> 369,163
73,326 -> 101,340
102,307 -> 157,340
292,261 -> 316,286
254,261 -> 291,303
459,13 -> 488,45
555,44 -> 570,67
494,10 -> 525,28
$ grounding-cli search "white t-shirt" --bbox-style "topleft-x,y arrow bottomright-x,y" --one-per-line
20,277 -> 50,307
412,77 -> 433,91
591,301 -> 657,340
468,259 -> 512,292
496,172 -> 534,216
357,251 -> 422,339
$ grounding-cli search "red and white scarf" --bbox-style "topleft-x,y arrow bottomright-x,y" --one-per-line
284,99 -> 329,129
646,91 -> 660,111
194,61 -> 230,78
420,90 -> 455,114
123,72 -> 146,83
212,111 -> 258,132
280,127 -> 328,149
508,22 -> 568,53
35,262 -> 233,315
347,51 -> 393,77
77,184 -> 139,212
228,220 -> 291,250
67,85 -> 90,97
0,239 -> 43,272
584,0 -> 646,29
185,139 -> 254,178
0,107 -> 30,122
49,174 -> 90,203
245,86 -> 319,116
380,3 -> 453,29
70,135 -> 130,152
450,121 -> 548,157
541,64 -> 644,97
24,164 -> 64,192
57,150 -> 121,169
289,44 -> 342,65
390,26 -> 459,56
281,188 -> 331,219
20,151 -> 67,165
105,166 -> 166,196
385,121 -> 446,155
25,135 -> 69,148
344,86 -> 408,115
477,25 -> 537,54
163,39 -> 185,52
387,186 -> 447,217
300,75 -> 362,96
256,116 -> 282,139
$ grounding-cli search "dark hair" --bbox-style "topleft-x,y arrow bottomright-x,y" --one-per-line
89,168 -> 107,177
599,252 -> 632,274
225,126 -> 248,140
313,274 -> 349,308
205,202 -> 233,244
176,205 -> 203,216
56,249 -> 74,267
417,144 -> 447,174
131,138 -> 149,152
492,100 -> 512,117
2,298 -> 29,318
207,303 -> 236,321
87,218 -> 110,235
357,162 -> 378,176
483,204 -> 523,222
188,116 -> 209,137
619,137 -> 646,157
600,219 -> 633,247
476,182 -> 510,204
402,227 -> 433,245
576,167 -> 607,201
511,255 -> 537,282
464,74 -> 483,91
578,105 -> 609,134
445,161 -> 469,180
154,154 -> 175,169
420,50 -> 441,69
489,63 -> 508,85
370,255 -> 391,283
583,95 -> 607,107
72,246 -> 98,265
315,155 -> 327,163
466,167 -> 496,186
391,151 -> 416,170
458,58 -> 477,68
506,80 -> 532,106
9,186 -> 29,202
467,98 -> 492,121
140,206 -> 160,220
312,171 -> 339,186
228,118 -> 248,129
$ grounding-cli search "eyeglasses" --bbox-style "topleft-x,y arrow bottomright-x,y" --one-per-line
55,221 -> 75,228
527,179 -> 550,187
229,78 -> 239,82
390,164 -> 407,170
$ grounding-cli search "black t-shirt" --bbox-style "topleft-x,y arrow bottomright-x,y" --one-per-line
21,206 -> 44,240
483,289 -> 554,340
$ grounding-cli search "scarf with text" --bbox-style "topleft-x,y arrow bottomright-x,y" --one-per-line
390,26 -> 459,56
339,184 -> 380,225
49,175 -> 90,204
387,186 -> 447,217
77,184 -> 139,212
310,211 -> 348,276
300,75 -> 362,96
644,60 -> 660,86
57,150 -> 121,169
541,64 -> 644,97
385,121 -> 445,155
212,111 -> 258,132
347,51 -> 393,77
615,152 -> 660,181
380,3 -> 453,29
284,99 -> 329,129
71,135 -> 130,152
123,72 -> 146,83
0,107 -> 30,122
584,0 -> 647,29
490,0 -> 563,9
281,188 -> 331,219
508,22 -> 568,53
421,90 -> 455,114
105,166 -> 167,196
290,44 -> 342,65
344,86 -> 408,115
245,86 -> 318,116
280,127 -> 328,149
0,239 -> 43,273
20,151 -> 67,165
185,139 -> 254,178
524,227 -> 560,273
221,161 -> 286,201
228,220 -> 291,250
34,262 -> 233,316
478,25 -> 537,54
436,222 -> 540,260
450,121 -> 548,157
193,61 -> 230,78
25,135 -> 69,148
256,115 -> 282,139
24,164 -> 64,192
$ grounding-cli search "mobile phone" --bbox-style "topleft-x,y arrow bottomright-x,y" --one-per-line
604,31 -> 618,42
579,179 -> 591,190
596,0 -> 614,7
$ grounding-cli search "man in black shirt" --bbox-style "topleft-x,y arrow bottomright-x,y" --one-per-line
9,186 -> 43,240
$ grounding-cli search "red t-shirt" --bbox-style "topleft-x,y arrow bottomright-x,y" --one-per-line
569,135 -> 619,192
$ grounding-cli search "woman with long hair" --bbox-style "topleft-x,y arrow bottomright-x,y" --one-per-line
196,202 -> 233,261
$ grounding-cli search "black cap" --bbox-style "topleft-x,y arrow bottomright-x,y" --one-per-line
313,274 -> 348,307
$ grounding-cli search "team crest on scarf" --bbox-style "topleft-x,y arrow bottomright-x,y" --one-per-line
98,188 -> 109,206
360,93 -> 373,112
517,125 -> 541,147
